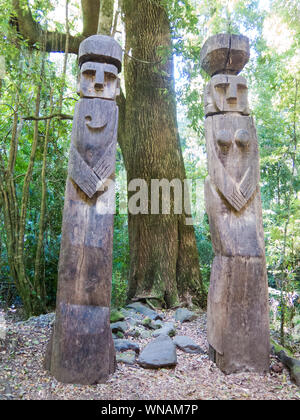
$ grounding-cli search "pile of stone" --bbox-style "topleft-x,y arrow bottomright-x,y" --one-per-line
111,304 -> 205,369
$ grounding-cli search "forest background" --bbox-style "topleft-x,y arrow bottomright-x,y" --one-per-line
0,0 -> 299,349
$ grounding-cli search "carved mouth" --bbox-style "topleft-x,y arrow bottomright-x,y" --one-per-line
85,115 -> 107,130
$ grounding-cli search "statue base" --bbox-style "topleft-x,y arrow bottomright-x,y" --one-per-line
207,255 -> 270,374
44,303 -> 116,384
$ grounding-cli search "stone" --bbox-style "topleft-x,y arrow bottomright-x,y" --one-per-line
200,33 -> 250,76
110,321 -> 128,334
120,308 -> 136,318
152,319 -> 164,329
173,336 -> 205,354
174,308 -> 197,323
138,335 -> 177,369
113,339 -> 140,354
126,302 -> 163,321
116,351 -> 136,365
110,309 -> 125,323
142,317 -> 162,330
126,317 -> 140,327
152,322 -> 176,337
140,330 -> 153,339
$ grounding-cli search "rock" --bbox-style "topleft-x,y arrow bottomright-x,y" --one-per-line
140,330 -> 152,339
127,328 -> 142,338
153,319 -> 163,329
110,309 -> 125,323
152,322 -> 176,338
120,308 -> 133,317
110,321 -> 128,334
113,339 -> 140,354
173,336 -> 205,354
142,317 -> 152,328
138,335 -> 177,369
142,317 -> 162,330
126,302 -> 163,321
20,312 -> 55,328
116,351 -> 136,365
174,308 -> 197,323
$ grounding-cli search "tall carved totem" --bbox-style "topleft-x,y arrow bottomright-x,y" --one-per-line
45,35 -> 122,384
201,34 -> 270,373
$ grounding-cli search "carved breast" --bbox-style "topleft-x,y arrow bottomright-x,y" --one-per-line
213,115 -> 257,183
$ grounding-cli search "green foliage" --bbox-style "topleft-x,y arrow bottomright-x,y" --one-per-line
111,271 -> 128,308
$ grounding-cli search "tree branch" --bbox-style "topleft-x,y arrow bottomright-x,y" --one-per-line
23,113 -> 73,121
11,0 -> 85,54
82,0 -> 100,37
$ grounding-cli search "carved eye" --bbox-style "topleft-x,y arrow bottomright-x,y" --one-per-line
105,72 -> 117,81
216,130 -> 232,149
235,129 -> 250,147
82,69 -> 96,77
214,83 -> 229,90
237,84 -> 248,90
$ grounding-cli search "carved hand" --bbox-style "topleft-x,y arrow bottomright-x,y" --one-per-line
240,167 -> 257,203
68,144 -> 101,198
226,184 -> 247,211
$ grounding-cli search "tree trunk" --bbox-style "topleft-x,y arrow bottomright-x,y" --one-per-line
122,0 -> 205,308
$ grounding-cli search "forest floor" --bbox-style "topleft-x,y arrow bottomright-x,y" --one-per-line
0,306 -> 299,400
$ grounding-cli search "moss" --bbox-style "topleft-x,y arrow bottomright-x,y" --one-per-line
110,309 -> 125,323
116,331 -> 124,339
142,317 -> 152,327
271,339 -> 293,357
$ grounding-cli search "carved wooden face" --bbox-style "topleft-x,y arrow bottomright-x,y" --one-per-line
78,62 -> 120,100
205,74 -> 250,116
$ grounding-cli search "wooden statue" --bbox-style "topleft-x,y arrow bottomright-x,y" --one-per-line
44,35 -> 122,384
201,34 -> 270,374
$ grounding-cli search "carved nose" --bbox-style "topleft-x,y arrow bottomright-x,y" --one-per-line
226,84 -> 237,103
94,71 -> 105,91
94,82 -> 104,91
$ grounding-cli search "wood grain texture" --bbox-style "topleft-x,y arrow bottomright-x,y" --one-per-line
205,114 -> 264,256
45,36 -> 121,384
207,256 -> 270,374
48,303 -> 115,384
200,34 -> 250,76
78,35 -> 122,71
205,115 -> 270,373
68,98 -> 118,198
202,35 -> 270,374
204,74 -> 250,116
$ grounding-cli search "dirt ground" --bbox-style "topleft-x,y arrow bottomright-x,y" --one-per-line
0,308 -> 299,400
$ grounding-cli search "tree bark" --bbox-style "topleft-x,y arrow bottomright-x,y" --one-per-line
97,0 -> 114,35
122,0 -> 205,308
